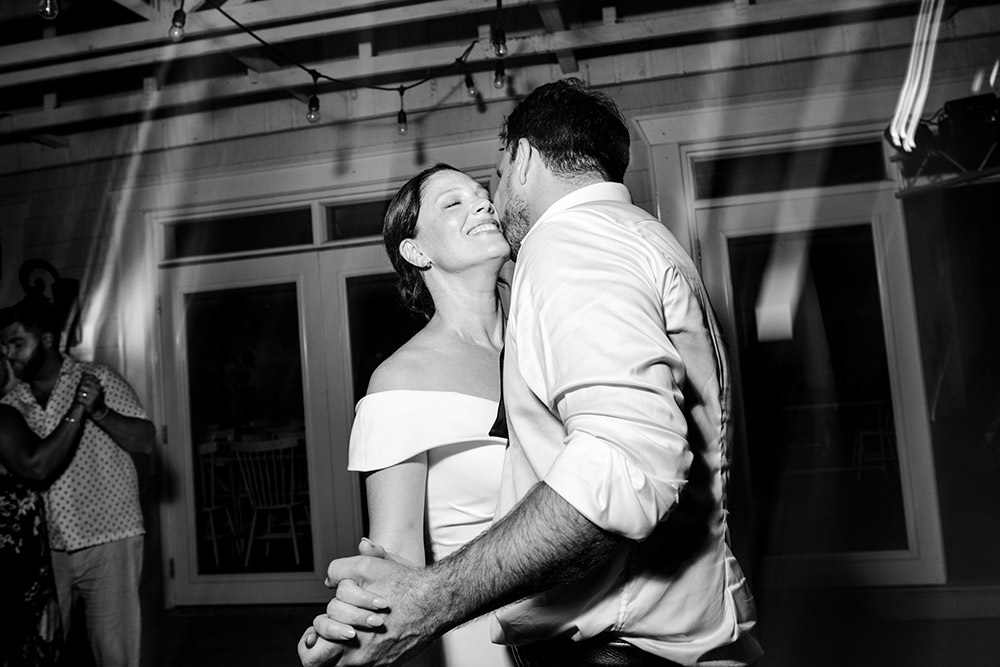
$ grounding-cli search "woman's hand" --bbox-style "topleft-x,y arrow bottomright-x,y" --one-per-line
301,538 -> 393,652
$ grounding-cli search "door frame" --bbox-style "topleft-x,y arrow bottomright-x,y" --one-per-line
159,252 -> 349,605
695,187 -> 944,586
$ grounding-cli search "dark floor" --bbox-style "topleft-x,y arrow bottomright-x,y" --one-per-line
58,594 -> 1000,667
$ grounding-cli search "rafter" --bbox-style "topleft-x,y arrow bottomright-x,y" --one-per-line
537,2 -> 577,74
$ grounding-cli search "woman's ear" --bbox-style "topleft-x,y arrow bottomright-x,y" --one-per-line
399,238 -> 430,270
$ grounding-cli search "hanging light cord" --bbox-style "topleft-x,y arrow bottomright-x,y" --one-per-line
202,0 -> 478,95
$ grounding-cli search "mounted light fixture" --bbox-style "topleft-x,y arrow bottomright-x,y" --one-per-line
38,0 -> 59,20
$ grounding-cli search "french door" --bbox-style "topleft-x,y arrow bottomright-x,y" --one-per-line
160,244 -> 396,605
696,186 -> 945,587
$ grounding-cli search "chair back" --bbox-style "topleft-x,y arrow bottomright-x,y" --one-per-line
232,437 -> 302,510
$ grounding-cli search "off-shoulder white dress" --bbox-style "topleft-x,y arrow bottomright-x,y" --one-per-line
348,390 -> 514,667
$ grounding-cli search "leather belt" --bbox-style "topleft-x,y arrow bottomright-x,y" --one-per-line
511,635 -> 684,667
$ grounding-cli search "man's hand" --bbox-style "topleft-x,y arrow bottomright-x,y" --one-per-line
75,373 -> 104,415
311,553 -> 441,667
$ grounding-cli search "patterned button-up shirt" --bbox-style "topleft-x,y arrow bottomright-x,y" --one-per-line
1,357 -> 147,551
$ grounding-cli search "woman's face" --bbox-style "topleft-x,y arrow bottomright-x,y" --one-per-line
412,169 -> 510,270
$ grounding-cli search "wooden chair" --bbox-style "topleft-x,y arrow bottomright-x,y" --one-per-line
232,437 -> 309,567
197,441 -> 243,567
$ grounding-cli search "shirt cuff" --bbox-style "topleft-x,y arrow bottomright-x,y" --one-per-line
543,431 -> 689,541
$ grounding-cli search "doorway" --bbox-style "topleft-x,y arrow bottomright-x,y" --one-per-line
160,244 -> 414,605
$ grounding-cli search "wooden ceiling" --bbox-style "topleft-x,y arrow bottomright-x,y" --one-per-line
0,0 -> 922,145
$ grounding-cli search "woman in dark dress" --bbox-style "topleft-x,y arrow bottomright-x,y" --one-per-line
0,366 -> 100,667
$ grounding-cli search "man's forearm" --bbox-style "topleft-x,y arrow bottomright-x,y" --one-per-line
94,408 -> 155,454
423,481 -> 629,633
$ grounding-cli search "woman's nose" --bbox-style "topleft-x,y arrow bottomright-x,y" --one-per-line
476,199 -> 495,214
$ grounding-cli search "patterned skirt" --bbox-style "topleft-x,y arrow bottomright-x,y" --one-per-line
0,473 -> 63,667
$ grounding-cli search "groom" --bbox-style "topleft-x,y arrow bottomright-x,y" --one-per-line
301,78 -> 761,667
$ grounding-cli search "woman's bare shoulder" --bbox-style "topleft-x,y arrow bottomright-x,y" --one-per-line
366,330 -> 440,394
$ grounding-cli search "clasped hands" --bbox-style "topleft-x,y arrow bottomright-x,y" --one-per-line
298,539 -> 438,667
75,373 -> 105,417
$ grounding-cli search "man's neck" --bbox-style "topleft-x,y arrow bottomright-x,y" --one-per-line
28,352 -> 64,408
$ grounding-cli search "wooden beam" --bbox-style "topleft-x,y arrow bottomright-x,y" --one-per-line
537,2 -> 577,74
108,0 -> 165,22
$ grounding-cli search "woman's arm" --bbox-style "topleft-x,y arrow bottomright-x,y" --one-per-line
364,453 -> 429,568
0,401 -> 87,482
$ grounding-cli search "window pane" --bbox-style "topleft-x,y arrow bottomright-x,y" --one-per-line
325,200 -> 392,241
694,142 -> 886,199
186,283 -> 312,574
167,208 -> 312,259
729,224 -> 907,555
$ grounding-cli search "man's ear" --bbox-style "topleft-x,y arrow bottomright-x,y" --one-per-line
399,238 -> 429,269
514,137 -> 534,185
41,331 -> 55,350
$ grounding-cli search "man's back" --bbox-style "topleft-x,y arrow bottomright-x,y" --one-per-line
495,182 -> 759,664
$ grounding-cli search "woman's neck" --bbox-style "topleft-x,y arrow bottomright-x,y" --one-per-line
426,272 -> 504,348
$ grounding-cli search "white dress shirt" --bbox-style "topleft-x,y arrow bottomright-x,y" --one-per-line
492,183 -> 760,666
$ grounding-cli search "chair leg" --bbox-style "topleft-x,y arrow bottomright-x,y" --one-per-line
288,507 -> 300,566
244,510 -> 259,568
206,511 -> 220,568
224,507 -> 243,557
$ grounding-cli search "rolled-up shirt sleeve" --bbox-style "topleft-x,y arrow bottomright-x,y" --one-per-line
515,215 -> 695,541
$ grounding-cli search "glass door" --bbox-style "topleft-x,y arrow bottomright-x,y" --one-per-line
696,187 -> 944,587
160,253 -> 359,605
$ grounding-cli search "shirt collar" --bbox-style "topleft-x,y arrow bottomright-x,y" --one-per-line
524,182 -> 632,246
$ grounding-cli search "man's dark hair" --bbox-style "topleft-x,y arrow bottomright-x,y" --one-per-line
382,163 -> 461,320
499,77 -> 630,183
3,296 -> 60,336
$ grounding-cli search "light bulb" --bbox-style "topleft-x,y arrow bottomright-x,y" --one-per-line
169,9 -> 186,43
493,27 -> 507,58
465,73 -> 477,98
38,0 -> 59,20
493,62 -> 506,90
306,95 -> 320,124
397,109 -> 408,135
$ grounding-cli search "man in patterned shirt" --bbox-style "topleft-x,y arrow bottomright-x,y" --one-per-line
1,296 -> 155,667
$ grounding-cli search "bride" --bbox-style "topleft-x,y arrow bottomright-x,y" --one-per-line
327,163 -> 514,666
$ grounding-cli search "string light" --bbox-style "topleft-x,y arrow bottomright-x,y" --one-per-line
306,95 -> 320,124
493,60 -> 506,89
175,0 -> 482,137
169,2 -> 187,43
397,88 -> 408,135
306,71 -> 321,124
492,0 -> 508,57
38,0 -> 59,20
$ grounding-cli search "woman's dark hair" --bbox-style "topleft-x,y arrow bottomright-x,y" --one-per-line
382,163 -> 460,320
499,77 -> 630,183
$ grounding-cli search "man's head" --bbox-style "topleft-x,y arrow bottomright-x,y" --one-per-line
0,297 -> 61,383
493,78 -> 630,258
